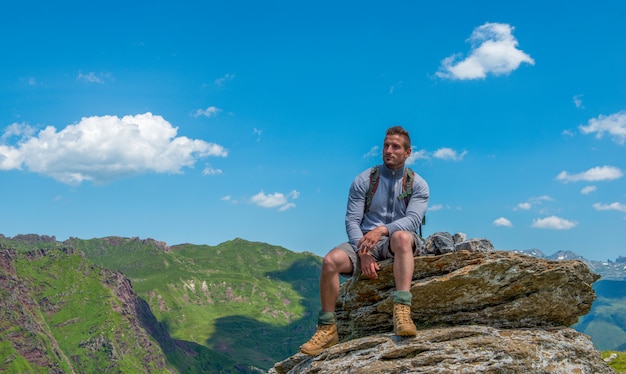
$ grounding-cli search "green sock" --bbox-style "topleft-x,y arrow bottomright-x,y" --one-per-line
393,290 -> 412,306
318,311 -> 336,325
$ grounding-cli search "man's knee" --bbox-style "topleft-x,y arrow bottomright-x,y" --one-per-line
390,231 -> 414,254
322,248 -> 352,274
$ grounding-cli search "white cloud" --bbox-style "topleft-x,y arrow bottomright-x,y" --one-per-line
515,196 -> 553,211
77,71 -> 112,84
581,186 -> 597,195
366,146 -> 461,164
593,202 -> 626,212
428,204 -> 443,211
202,165 -> 222,176
573,94 -> 584,109
253,128 -> 263,141
406,148 -> 429,165
531,216 -> 577,230
1,123 -> 36,143
279,203 -> 296,212
436,22 -> 535,80
251,190 -> 299,211
192,106 -> 221,118
579,111 -> 626,144
363,146 -> 379,158
215,73 -> 235,87
532,195 -> 553,202
0,112 -> 227,185
389,81 -> 403,94
493,217 -> 513,227
557,166 -> 623,183
433,147 -> 467,161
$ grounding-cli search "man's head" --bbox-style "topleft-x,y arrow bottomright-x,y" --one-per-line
383,126 -> 412,170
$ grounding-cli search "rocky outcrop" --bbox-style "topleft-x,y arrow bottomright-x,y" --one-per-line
271,234 -> 612,374
335,249 -> 598,340
273,326 -> 611,373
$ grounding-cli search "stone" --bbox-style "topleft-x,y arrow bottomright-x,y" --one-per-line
271,234 -> 609,373
335,250 -> 598,341
271,325 -> 612,374
452,232 -> 467,244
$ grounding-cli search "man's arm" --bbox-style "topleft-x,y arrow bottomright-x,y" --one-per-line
345,172 -> 368,250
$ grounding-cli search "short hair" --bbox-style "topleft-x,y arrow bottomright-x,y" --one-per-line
386,126 -> 411,149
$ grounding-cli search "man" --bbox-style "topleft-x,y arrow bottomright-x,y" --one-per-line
300,126 -> 429,355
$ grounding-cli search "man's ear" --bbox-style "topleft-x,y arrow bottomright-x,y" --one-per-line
405,146 -> 412,157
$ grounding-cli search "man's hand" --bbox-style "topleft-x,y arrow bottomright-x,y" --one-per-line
357,226 -> 389,254
359,251 -> 380,279
357,226 -> 388,279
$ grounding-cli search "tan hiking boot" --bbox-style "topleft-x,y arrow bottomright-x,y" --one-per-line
393,303 -> 417,336
300,324 -> 339,355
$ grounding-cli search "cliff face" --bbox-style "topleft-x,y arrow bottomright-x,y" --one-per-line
271,235 -> 613,374
0,246 -> 173,373
0,248 -> 73,373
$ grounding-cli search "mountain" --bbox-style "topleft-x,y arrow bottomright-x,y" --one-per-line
574,279 -> 626,352
0,243 -> 243,373
0,234 -> 322,372
2,233 -> 625,372
511,249 -> 626,280
507,248 -> 626,352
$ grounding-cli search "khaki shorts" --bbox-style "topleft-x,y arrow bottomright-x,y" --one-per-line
335,231 -> 424,278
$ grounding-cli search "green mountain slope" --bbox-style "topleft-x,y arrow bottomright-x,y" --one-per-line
65,236 -> 322,370
10,233 -> 624,371
0,239 -> 257,373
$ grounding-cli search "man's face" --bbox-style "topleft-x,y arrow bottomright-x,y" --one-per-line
382,134 -> 411,170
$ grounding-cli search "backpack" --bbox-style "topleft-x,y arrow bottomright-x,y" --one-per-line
364,165 -> 426,237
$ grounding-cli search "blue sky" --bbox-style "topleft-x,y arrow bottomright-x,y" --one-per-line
1,1 -> 625,261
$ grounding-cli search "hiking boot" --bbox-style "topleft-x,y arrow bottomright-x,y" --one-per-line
393,303 -> 417,336
300,324 -> 339,355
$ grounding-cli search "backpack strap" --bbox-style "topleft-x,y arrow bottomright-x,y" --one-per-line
398,167 -> 414,207
364,165 -> 426,236
364,166 -> 380,214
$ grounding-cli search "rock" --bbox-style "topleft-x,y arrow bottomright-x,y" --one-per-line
453,238 -> 493,252
452,232 -> 467,244
270,325 -> 612,374
335,249 -> 598,341
424,232 -> 454,255
271,233 -> 609,373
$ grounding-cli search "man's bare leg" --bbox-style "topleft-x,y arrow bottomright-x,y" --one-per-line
320,248 -> 353,312
390,231 -> 417,336
300,248 -> 353,355
390,231 -> 415,290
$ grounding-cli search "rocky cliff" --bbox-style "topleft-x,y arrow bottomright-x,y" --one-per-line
0,243 -> 245,373
271,234 -> 614,374
0,246 -> 173,372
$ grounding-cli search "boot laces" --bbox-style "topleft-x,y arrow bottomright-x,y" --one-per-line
310,325 -> 334,344
395,305 -> 412,324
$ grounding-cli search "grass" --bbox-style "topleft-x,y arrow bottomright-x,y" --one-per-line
13,249 -> 171,373
57,237 -> 322,370
603,350 -> 626,373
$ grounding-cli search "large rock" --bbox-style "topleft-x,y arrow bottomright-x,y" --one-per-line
270,234 -> 610,373
270,326 -> 612,373
336,249 -> 598,340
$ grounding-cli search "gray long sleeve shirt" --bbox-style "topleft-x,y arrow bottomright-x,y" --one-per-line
345,164 -> 429,251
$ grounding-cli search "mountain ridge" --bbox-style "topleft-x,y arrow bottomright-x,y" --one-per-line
1,233 -> 625,372
511,248 -> 626,280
